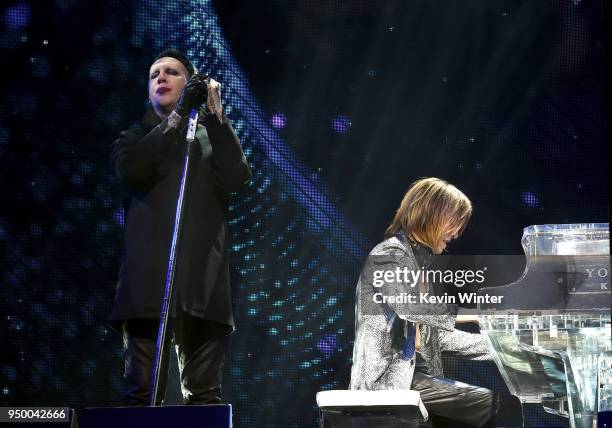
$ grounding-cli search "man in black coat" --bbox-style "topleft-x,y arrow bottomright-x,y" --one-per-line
110,49 -> 251,405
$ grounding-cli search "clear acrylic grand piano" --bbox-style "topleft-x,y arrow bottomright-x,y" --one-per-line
476,223 -> 611,428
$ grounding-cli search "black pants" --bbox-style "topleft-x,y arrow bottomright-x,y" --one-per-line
411,350 -> 526,428
411,372 -> 500,428
122,314 -> 228,406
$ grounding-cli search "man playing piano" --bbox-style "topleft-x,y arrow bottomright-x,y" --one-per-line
350,177 -> 514,427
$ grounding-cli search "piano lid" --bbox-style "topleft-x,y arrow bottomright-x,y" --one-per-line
522,223 -> 609,257
478,223 -> 610,312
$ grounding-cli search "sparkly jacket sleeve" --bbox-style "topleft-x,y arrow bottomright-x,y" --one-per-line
438,328 -> 492,360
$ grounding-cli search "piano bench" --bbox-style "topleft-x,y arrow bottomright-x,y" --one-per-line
316,389 -> 428,428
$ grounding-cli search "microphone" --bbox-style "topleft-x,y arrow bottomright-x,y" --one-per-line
186,109 -> 198,142
185,73 -> 210,142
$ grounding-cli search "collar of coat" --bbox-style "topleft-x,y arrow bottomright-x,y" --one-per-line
396,230 -> 435,269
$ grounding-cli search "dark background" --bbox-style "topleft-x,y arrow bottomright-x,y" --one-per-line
0,0 -> 607,427
215,0 -> 607,253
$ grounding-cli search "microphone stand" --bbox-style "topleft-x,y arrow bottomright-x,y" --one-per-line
149,109 -> 199,406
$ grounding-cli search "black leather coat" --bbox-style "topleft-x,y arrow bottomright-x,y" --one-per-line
109,108 -> 251,330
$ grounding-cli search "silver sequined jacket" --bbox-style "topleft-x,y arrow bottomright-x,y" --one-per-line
349,234 -> 491,390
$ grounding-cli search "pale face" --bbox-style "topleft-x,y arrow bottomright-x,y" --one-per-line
435,221 -> 463,254
148,57 -> 189,118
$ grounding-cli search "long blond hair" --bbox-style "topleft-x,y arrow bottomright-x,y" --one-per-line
385,177 -> 472,250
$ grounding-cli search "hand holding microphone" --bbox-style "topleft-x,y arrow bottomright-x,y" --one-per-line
174,73 -> 209,118
176,73 -> 223,121
169,73 -> 223,139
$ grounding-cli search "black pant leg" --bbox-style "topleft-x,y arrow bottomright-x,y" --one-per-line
122,319 -> 171,406
411,372 -> 499,428
495,394 -> 523,427
174,315 -> 228,405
